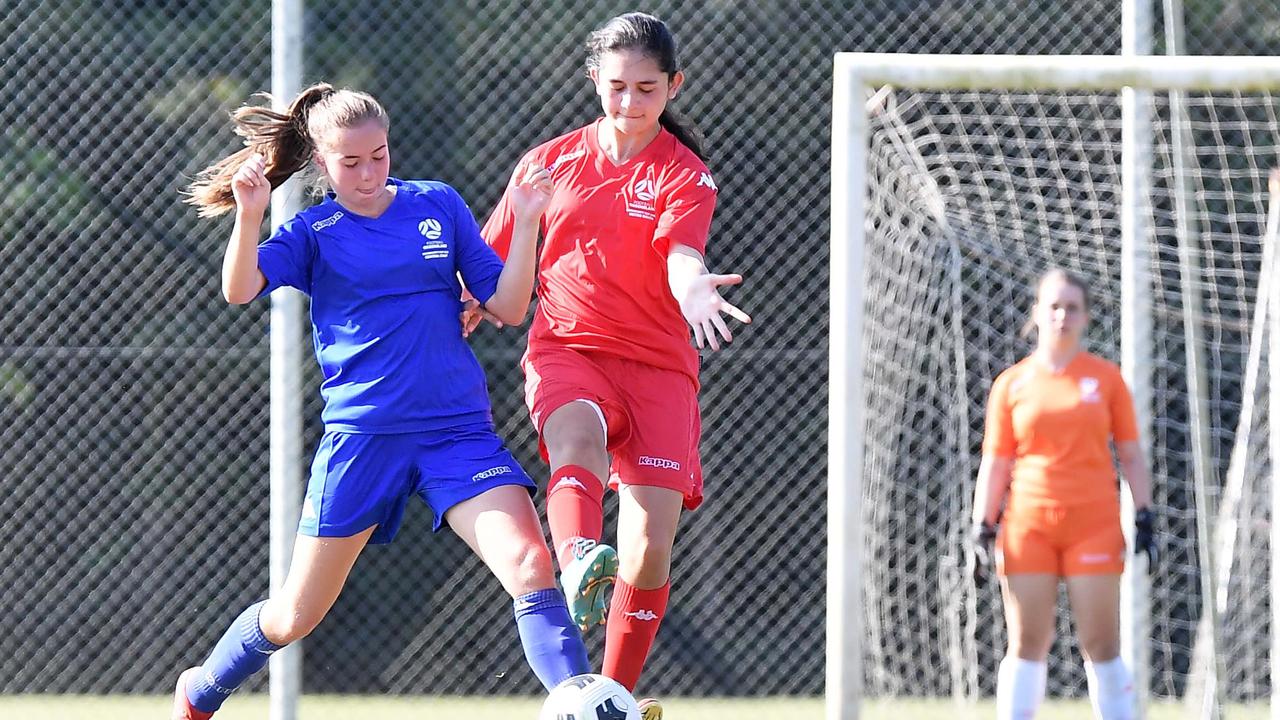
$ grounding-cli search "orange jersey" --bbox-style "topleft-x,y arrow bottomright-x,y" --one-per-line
983,352 -> 1139,507
482,120 -> 717,382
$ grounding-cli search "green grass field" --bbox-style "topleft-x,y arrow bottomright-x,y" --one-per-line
0,695 -> 1268,720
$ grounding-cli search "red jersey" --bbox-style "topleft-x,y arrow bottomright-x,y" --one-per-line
482,119 -> 718,381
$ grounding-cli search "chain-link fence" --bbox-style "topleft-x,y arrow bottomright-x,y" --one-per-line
3,0 -> 1280,702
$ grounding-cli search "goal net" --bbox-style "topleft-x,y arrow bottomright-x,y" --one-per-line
830,54 -> 1280,714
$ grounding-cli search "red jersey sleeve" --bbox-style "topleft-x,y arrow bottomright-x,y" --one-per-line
655,162 -> 717,255
1109,369 -> 1140,443
982,370 -> 1017,458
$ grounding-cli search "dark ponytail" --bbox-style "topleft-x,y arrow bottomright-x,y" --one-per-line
586,12 -> 706,160
188,83 -> 388,217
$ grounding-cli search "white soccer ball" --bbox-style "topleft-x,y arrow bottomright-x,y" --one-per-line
539,673 -> 641,720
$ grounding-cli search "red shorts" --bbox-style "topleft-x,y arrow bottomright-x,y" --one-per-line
522,346 -> 703,510
997,500 -> 1126,576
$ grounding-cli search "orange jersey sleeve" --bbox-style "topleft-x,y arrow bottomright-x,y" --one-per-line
1109,371 -> 1140,443
982,369 -> 1017,458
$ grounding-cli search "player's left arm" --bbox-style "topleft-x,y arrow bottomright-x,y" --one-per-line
1110,371 -> 1152,509
660,166 -> 751,351
667,245 -> 752,351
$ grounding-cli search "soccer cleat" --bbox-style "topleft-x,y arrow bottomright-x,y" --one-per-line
171,667 -> 214,720
638,697 -> 663,720
559,541 -> 618,631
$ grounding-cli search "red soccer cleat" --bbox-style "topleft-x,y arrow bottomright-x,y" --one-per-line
171,667 -> 214,720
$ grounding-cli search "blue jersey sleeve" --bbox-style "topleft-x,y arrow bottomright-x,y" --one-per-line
257,214 -> 315,297
450,187 -> 504,304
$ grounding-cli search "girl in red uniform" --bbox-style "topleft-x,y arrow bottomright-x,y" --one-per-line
972,269 -> 1158,719
480,12 -> 750,719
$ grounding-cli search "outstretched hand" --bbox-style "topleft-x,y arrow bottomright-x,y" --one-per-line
678,273 -> 752,351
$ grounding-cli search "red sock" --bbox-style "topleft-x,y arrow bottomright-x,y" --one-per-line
602,579 -> 670,692
547,465 -> 606,569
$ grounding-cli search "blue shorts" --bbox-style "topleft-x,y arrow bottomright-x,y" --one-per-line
299,424 -> 536,544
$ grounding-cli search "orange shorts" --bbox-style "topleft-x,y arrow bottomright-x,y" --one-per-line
522,346 -> 703,510
997,500 -> 1125,576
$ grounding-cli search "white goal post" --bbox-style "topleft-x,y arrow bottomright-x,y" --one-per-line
830,53 -> 1280,720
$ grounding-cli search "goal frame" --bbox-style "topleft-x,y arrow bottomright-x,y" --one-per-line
828,53 -> 1280,720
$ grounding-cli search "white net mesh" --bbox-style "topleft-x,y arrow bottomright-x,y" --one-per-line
860,86 -> 1277,704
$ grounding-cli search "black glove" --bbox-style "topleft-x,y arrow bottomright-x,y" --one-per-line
971,520 -> 998,582
1134,507 -> 1158,569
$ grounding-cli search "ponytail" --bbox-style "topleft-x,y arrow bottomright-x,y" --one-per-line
188,83 -> 389,218
659,108 -> 706,160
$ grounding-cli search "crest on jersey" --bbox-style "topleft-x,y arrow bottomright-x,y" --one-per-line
419,218 -> 443,239
625,176 -> 657,220
1078,377 -> 1101,403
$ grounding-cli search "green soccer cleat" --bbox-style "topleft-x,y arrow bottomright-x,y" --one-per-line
638,697 -> 663,720
559,541 -> 618,631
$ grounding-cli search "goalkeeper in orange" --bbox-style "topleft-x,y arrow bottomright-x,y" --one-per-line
971,268 -> 1157,720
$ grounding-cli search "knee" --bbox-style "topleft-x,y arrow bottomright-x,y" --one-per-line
508,541 -> 557,596
1008,629 -> 1054,661
618,537 -> 673,588
1079,633 -> 1121,663
545,426 -> 606,469
259,598 -> 326,645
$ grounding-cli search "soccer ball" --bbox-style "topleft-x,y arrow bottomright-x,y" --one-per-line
539,673 -> 641,720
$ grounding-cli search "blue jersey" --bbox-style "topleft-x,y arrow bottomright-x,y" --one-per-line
256,178 -> 504,433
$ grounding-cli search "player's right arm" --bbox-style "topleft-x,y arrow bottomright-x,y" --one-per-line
222,153 -> 270,304
972,371 -> 1016,526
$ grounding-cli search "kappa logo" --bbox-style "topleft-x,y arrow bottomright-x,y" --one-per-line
1079,377 -> 1101,403
311,211 -> 344,231
697,172 -> 717,191
638,455 -> 681,471
623,609 -> 659,621
552,475 -> 587,492
547,148 -> 585,172
472,465 -> 513,482
419,218 -> 443,239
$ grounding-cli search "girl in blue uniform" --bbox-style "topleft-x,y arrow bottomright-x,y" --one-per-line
171,83 -> 588,720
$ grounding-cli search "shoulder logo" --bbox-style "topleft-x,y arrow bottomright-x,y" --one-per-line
547,148 -> 585,172
311,211 -> 344,231
697,172 -> 717,191
419,218 -> 443,240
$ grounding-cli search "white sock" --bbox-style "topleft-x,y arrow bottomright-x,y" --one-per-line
996,657 -> 1047,720
1084,657 -> 1135,720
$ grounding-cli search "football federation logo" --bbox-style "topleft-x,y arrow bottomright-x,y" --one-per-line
419,218 -> 443,239
633,178 -> 656,202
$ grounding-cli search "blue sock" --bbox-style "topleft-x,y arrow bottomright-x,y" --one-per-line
186,600 -> 283,712
514,588 -> 591,690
